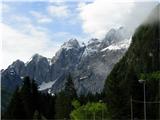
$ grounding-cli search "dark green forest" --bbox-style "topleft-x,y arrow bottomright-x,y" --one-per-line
2,75 -> 106,120
103,22 -> 160,119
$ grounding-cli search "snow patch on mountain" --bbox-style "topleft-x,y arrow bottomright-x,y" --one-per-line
101,38 -> 131,51
61,39 -> 80,50
47,58 -> 52,66
82,38 -> 100,57
82,47 -> 98,57
38,80 -> 57,91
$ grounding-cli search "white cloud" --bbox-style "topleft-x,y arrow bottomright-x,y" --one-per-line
78,0 -> 157,39
30,11 -> 52,23
0,23 -> 60,69
12,15 -> 31,23
1,3 -> 10,22
78,1 -> 135,39
47,5 -> 69,18
1,3 -> 10,13
38,18 -> 52,23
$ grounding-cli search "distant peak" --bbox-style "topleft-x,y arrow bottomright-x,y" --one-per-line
32,53 -> 43,59
107,28 -> 116,34
13,59 -> 24,64
9,59 -> 24,68
61,38 -> 80,50
88,38 -> 99,44
28,53 -> 44,63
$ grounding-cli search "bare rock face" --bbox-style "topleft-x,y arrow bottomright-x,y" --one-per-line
1,27 -> 131,95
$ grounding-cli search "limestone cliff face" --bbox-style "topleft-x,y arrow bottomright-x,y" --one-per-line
1,27 -> 131,94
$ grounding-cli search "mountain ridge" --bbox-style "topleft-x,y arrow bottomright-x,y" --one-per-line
1,27 -> 131,95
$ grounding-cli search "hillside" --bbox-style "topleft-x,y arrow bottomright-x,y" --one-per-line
103,4 -> 160,119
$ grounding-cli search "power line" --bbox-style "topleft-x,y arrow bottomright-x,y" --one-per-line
132,99 -> 160,104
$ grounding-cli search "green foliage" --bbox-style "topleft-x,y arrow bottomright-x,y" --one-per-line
3,76 -> 56,119
32,110 -> 48,120
70,101 -> 109,120
1,87 -> 12,114
3,87 -> 26,119
140,71 -> 160,80
55,74 -> 77,119
20,77 -> 34,118
72,100 -> 81,109
55,91 -> 68,119
33,110 -> 41,120
64,74 -> 77,99
103,21 -> 160,119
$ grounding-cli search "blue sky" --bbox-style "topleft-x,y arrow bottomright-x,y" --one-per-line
2,1 -> 87,42
1,0 -> 158,69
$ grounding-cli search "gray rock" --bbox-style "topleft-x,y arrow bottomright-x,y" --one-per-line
1,27 -> 131,95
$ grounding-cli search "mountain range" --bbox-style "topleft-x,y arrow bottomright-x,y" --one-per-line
1,26 -> 132,106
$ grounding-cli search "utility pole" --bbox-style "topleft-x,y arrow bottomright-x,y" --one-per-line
139,79 -> 146,120
143,82 -> 146,120
159,78 -> 160,120
131,96 -> 133,120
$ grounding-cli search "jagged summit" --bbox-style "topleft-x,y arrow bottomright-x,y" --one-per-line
32,53 -> 44,60
27,53 -> 45,64
88,38 -> 99,44
61,38 -> 80,50
87,38 -> 101,50
100,27 -> 130,50
9,59 -> 24,67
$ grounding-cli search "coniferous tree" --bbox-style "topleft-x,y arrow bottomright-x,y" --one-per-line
64,74 -> 77,98
55,74 -> 77,119
33,110 -> 41,120
4,87 -> 26,119
20,76 -> 34,118
55,91 -> 67,119
103,14 -> 160,119
64,74 -> 77,118
31,80 -> 39,112
4,76 -> 56,119
47,95 -> 56,119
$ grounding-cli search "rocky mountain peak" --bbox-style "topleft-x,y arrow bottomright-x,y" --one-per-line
32,53 -> 43,60
106,28 -> 116,37
61,38 -> 80,50
100,27 -> 130,49
7,60 -> 25,75
28,54 -> 45,63
86,38 -> 101,52
9,59 -> 24,68
88,38 -> 99,44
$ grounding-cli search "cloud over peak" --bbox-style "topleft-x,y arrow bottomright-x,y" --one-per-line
78,0 -> 157,39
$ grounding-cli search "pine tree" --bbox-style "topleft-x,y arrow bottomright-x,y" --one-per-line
55,91 -> 67,119
55,74 -> 77,119
47,95 -> 56,119
4,87 -> 26,119
20,76 -> 34,118
64,74 -> 77,118
31,80 -> 39,112
33,110 -> 41,120
64,74 -> 77,99
4,76 -> 56,119
103,9 -> 160,119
